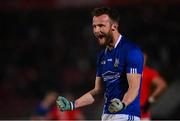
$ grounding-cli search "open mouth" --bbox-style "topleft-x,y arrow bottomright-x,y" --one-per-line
98,34 -> 105,39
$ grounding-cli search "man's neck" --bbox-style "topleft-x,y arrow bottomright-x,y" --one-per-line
107,32 -> 121,50
110,32 -> 120,47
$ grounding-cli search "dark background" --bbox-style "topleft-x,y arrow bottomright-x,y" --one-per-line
0,0 -> 180,120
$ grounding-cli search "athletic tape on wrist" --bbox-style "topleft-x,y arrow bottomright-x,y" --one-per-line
70,101 -> 75,110
122,102 -> 126,110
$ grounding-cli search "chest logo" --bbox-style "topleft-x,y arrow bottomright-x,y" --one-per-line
114,58 -> 119,68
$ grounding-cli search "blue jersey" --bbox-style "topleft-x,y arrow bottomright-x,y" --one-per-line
96,35 -> 143,117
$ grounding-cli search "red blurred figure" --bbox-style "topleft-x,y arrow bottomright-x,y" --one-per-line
140,53 -> 167,120
49,106 -> 85,120
31,91 -> 58,120
49,92 -> 85,120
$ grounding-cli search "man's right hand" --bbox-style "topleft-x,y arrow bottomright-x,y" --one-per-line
56,96 -> 75,111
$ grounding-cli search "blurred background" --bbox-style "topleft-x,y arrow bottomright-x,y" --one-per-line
0,0 -> 180,120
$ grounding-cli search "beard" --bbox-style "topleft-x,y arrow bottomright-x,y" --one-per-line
104,32 -> 113,46
97,29 -> 113,47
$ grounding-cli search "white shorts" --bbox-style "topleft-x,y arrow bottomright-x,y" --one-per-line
102,114 -> 140,121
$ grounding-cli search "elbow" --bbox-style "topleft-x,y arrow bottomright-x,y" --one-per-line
89,88 -> 101,103
91,97 -> 95,104
94,87 -> 102,95
162,81 -> 167,91
160,78 -> 167,91
88,93 -> 95,104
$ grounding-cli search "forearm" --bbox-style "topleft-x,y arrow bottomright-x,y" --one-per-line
151,77 -> 167,99
123,73 -> 141,106
122,87 -> 139,106
150,85 -> 166,100
75,89 -> 100,109
150,87 -> 163,99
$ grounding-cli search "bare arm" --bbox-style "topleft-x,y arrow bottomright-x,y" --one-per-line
150,76 -> 167,100
122,73 -> 141,106
74,77 -> 103,108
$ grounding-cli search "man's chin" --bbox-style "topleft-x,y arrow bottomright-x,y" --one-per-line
98,39 -> 107,46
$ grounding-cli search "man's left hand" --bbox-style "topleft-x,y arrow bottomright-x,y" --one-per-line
108,98 -> 126,113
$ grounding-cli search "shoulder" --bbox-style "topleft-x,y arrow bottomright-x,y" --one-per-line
122,37 -> 141,52
121,37 -> 143,58
119,37 -> 144,67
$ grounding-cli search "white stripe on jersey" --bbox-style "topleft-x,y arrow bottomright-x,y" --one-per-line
130,68 -> 137,74
135,68 -> 137,73
102,114 -> 140,121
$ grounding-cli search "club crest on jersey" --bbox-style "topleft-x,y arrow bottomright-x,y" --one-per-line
114,58 -> 119,68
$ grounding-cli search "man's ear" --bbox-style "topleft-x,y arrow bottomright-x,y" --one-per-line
112,23 -> 118,31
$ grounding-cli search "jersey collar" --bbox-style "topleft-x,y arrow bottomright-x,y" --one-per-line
105,34 -> 122,53
114,34 -> 122,48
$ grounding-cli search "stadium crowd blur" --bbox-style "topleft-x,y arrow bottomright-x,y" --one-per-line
0,0 -> 180,120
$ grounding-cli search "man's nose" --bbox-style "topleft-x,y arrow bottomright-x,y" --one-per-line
94,26 -> 100,34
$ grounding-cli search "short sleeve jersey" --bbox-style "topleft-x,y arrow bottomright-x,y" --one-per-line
96,35 -> 144,117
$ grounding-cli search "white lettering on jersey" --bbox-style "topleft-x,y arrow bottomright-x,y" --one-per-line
102,71 -> 120,82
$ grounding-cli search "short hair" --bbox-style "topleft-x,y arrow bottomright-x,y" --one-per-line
91,7 -> 120,23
